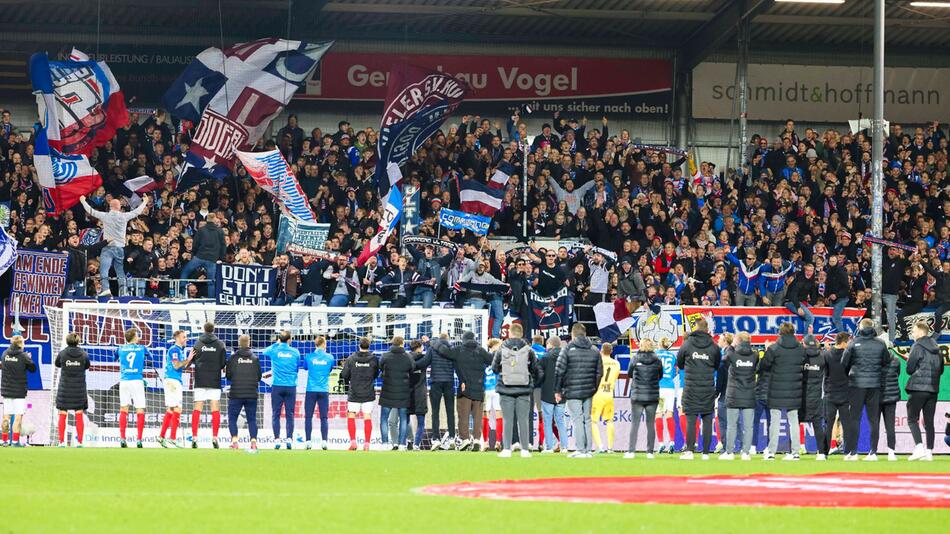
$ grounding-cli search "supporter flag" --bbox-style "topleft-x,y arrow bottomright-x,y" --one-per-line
356,186 -> 403,266
163,38 -> 333,188
32,123 -> 102,215
375,63 -> 469,196
78,228 -> 102,246
0,225 -> 17,277
594,299 -> 636,343
29,51 -> 128,156
488,161 -> 515,189
234,149 -> 316,222
460,178 -> 505,217
120,175 -> 162,208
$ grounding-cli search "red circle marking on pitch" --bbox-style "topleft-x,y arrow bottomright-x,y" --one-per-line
419,473 -> 950,508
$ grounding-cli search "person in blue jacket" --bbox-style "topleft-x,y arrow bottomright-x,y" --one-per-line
726,245 -> 762,307
263,330 -> 302,450
304,336 -> 335,450
758,254 -> 796,306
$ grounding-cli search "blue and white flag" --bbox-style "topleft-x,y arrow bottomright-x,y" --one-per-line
438,207 -> 491,235
400,184 -> 421,238
357,185 -> 403,266
375,63 -> 468,196
78,228 -> 102,246
235,149 -> 316,222
0,225 -> 17,278
488,161 -> 516,190
164,38 -> 333,189
276,216 -> 330,256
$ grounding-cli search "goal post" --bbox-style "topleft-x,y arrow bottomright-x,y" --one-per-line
45,302 -> 488,448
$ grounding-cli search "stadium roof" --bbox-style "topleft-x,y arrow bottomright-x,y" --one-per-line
0,0 -> 948,64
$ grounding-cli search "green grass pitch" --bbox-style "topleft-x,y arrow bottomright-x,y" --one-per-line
2,449 -> 946,533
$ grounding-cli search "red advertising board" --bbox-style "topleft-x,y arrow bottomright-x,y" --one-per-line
302,52 -> 672,116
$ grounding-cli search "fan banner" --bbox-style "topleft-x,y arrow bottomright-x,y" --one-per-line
528,287 -> 573,338
214,264 -> 276,306
9,250 -> 69,318
438,207 -> 491,235
680,306 -> 866,344
276,217 -> 330,257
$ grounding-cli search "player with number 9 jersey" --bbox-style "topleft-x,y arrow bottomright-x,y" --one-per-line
116,328 -> 150,448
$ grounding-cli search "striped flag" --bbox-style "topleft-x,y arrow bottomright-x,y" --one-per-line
489,161 -> 515,189
460,179 -> 505,217
235,149 -> 317,222
594,300 -> 635,343
357,186 -> 403,266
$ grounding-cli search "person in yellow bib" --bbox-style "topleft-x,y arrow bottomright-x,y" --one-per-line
591,343 -> 621,453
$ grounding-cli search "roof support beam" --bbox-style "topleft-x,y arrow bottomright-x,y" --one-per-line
679,0 -> 774,72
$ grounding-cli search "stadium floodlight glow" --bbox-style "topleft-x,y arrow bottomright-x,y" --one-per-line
908,1 -> 950,7
775,0 -> 845,4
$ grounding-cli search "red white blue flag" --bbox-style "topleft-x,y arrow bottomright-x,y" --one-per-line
164,38 -> 333,188
235,149 -> 316,222
29,51 -> 128,156
32,123 -> 102,215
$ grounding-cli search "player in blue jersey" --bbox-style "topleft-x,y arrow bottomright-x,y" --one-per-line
158,330 -> 192,447
116,328 -> 150,448
655,337 -> 680,454
264,330 -> 302,450
304,336 -> 335,450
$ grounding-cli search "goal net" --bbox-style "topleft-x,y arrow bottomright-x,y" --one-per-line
46,302 -> 488,448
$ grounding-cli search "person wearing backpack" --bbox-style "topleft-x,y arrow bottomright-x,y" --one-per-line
491,323 -> 542,458
555,323 -> 603,458
625,338 -> 662,459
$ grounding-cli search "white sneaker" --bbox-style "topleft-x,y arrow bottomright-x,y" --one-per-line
58,442 -> 67,448
498,449 -> 512,458
908,444 -> 927,461
719,453 -> 734,460
844,453 -> 858,462
520,450 -> 532,458
714,442 -> 724,454
863,453 -> 878,462
783,453 -> 800,461
541,448 -> 554,454
568,451 -> 582,458
512,442 -> 522,452
749,445 -> 757,455
887,450 -> 897,461
816,453 -> 826,461
646,453 -> 654,459
701,454 -> 710,460
623,452 -> 635,459
398,445 -> 407,451
321,440 -> 328,451
680,451 -> 694,460
582,453 -> 594,458
740,453 -> 751,461
922,450 -> 934,462
762,451 -> 775,461
430,439 -> 442,451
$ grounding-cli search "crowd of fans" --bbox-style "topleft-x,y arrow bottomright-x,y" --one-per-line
1,105 -> 948,339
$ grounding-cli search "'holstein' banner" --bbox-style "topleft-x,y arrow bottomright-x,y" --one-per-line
215,264 -> 276,306
10,250 -> 69,318
528,287 -> 573,338
276,217 -> 330,257
681,306 -> 866,344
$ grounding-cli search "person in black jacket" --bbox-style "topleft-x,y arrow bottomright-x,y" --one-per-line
714,333 -> 734,455
800,335 -> 827,459
783,264 -> 818,334
880,350 -> 901,461
905,321 -> 944,461
625,339 -> 662,458
1,336 -> 36,446
751,345 -> 770,455
179,212 -> 227,296
676,318 -> 721,459
760,322 -> 806,460
379,336 -> 414,451
555,323 -> 602,457
539,336 -> 567,453
55,333 -> 90,447
881,247 -> 908,342
189,322 -> 228,449
427,333 -> 457,450
407,339 -> 432,450
492,323 -> 542,458
722,332 -> 758,460
226,335 -> 262,452
841,318 -> 890,461
341,336 -> 379,451
825,254 -> 851,334
822,333 -> 852,455
444,331 -> 493,451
